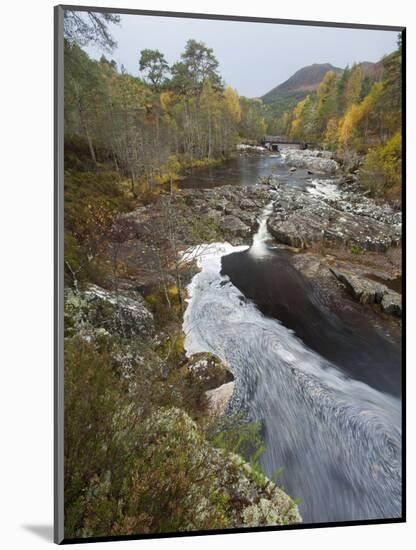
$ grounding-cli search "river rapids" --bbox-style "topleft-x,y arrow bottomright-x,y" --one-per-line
182,203 -> 401,524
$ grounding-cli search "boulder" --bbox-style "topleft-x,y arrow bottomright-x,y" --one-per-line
65,284 -> 154,338
220,215 -> 251,242
282,149 -> 339,174
329,268 -> 386,304
206,382 -> 236,416
266,186 -> 401,252
381,292 -> 402,317
330,268 -> 402,317
183,352 -> 234,390
239,198 -> 257,210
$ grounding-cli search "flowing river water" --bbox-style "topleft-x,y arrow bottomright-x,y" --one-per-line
182,152 -> 402,524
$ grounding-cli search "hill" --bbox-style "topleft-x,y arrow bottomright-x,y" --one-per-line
261,63 -> 343,104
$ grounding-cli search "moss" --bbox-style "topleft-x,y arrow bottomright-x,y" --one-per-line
350,244 -> 363,255
187,215 -> 221,242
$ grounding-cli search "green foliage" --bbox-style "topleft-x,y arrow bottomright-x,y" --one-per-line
64,34 -> 274,198
175,39 -> 223,93
64,332 -> 299,538
139,49 -> 170,90
63,159 -> 133,285
206,414 -> 264,461
350,244 -> 363,255
239,97 -> 268,140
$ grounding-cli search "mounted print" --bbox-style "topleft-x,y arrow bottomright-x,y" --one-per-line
54,4 -> 405,544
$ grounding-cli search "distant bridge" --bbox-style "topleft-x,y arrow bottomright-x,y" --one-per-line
260,135 -> 309,151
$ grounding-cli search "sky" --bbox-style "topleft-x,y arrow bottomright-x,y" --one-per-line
84,13 -> 398,97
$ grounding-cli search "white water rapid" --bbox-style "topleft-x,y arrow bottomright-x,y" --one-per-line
182,205 -> 401,524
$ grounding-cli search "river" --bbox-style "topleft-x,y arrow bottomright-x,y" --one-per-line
182,151 -> 402,524
179,150 -> 330,191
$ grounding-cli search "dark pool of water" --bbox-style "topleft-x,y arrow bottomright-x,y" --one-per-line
221,248 -> 401,397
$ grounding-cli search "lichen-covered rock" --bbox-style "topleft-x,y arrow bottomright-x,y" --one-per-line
183,352 -> 234,390
267,186 -> 401,252
143,407 -> 301,529
182,352 -> 235,415
64,284 -> 154,338
329,268 -> 386,304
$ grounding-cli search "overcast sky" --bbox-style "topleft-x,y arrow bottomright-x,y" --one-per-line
84,13 -> 398,97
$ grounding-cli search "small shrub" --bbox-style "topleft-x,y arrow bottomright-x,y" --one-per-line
359,132 -> 402,199
350,244 -> 363,255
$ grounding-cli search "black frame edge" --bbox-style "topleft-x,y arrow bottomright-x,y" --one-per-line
57,4 -> 405,32
54,4 -> 65,546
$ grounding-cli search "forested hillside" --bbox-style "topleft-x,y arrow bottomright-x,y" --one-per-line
64,36 -> 276,196
63,19 -> 281,286
273,40 -> 402,198
261,63 -> 343,121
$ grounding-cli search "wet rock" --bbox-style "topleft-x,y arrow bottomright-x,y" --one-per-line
237,143 -> 268,155
330,267 -> 402,317
329,268 -> 386,304
381,292 -> 402,317
257,174 -> 281,187
237,210 -> 258,229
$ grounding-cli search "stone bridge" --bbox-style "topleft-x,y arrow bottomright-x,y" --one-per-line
260,135 -> 310,151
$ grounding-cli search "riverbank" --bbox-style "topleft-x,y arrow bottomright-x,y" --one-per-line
114,147 -> 402,321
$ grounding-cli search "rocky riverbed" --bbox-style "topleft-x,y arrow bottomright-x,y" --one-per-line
115,147 -> 401,321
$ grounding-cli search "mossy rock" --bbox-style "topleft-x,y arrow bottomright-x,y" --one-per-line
183,352 -> 234,391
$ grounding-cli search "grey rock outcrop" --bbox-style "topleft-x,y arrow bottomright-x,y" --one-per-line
330,267 -> 402,317
64,284 -> 154,338
220,215 -> 251,243
267,186 -> 401,252
283,149 -> 340,174
381,292 -> 402,317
